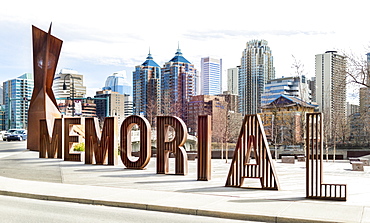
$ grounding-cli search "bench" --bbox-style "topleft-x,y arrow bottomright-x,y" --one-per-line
360,159 -> 369,166
187,152 -> 197,160
297,155 -> 305,162
349,157 -> 360,164
352,161 -> 364,171
282,156 -> 295,164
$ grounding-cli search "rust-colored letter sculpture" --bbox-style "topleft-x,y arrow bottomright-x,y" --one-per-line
64,117 -> 84,161
197,115 -> 212,181
28,24 -> 62,151
226,115 -> 280,190
306,113 -> 347,201
85,117 -> 118,165
120,115 -> 151,169
39,118 -> 63,158
157,116 -> 188,175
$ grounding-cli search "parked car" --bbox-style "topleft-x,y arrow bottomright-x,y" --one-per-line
7,130 -> 27,141
2,129 -> 19,141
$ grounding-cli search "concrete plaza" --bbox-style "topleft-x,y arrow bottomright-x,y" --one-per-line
0,141 -> 369,222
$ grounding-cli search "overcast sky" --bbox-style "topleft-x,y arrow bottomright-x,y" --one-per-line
0,0 -> 369,103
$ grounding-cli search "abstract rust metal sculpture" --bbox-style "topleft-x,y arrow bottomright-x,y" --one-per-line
28,24 -> 62,151
306,113 -> 347,201
157,116 -> 188,175
85,117 -> 118,165
197,115 -> 212,181
120,115 -> 151,169
226,114 -> 280,190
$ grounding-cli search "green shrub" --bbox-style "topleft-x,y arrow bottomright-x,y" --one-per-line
73,142 -> 85,151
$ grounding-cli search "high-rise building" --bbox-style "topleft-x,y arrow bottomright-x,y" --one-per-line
53,69 -> 87,117
315,51 -> 347,139
161,47 -> 197,123
217,91 -> 239,112
238,40 -> 275,115
0,85 -> 3,104
261,76 -> 311,105
0,105 -> 6,131
3,73 -> 34,129
187,95 -> 228,140
53,69 -> 86,99
308,77 -> 316,103
123,94 -> 133,118
132,52 -> 161,125
200,57 -> 222,95
103,71 -> 132,95
227,67 -> 239,95
354,52 -> 370,144
94,89 -> 132,127
360,53 -> 370,113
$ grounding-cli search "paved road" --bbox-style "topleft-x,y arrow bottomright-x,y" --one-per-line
1,140 -> 369,222
0,195 -> 258,223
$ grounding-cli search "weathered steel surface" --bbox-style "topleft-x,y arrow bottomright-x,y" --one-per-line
306,113 -> 347,201
197,115 -> 211,181
64,117 -> 84,161
120,115 -> 151,169
85,117 -> 118,165
28,24 -> 62,151
225,114 -> 280,190
157,116 -> 188,175
39,118 -> 63,158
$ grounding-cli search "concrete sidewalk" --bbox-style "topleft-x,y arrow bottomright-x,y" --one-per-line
0,141 -> 369,222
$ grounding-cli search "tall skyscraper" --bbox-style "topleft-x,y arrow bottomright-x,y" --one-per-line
3,73 -> 34,129
200,57 -> 222,95
133,52 -> 161,125
315,51 -> 347,139
227,67 -> 239,95
238,40 -> 275,115
161,47 -> 197,123
103,71 -> 132,95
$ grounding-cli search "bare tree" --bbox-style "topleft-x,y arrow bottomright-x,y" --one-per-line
341,50 -> 369,88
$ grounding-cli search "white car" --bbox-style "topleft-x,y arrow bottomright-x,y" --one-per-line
2,129 -> 24,141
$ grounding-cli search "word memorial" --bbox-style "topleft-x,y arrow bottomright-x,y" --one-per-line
30,24 -> 348,199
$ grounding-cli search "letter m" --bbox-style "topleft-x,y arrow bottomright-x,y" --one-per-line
39,118 -> 63,158
85,117 -> 118,165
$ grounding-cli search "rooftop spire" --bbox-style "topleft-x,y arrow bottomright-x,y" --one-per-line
176,41 -> 182,56
146,47 -> 153,60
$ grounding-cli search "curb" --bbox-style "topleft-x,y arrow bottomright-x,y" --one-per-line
0,190 -> 338,223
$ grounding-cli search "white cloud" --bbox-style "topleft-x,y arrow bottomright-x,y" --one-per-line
0,0 -> 369,103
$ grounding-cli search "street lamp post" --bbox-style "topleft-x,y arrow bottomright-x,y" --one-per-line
62,74 -> 81,117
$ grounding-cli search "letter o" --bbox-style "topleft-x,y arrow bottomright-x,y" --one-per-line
120,115 -> 151,169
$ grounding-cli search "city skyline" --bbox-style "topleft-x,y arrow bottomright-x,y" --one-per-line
0,1 -> 368,104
